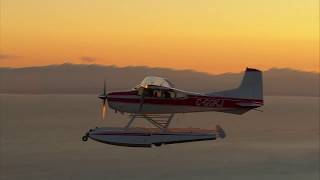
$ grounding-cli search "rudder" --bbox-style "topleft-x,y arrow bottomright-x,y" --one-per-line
207,68 -> 263,100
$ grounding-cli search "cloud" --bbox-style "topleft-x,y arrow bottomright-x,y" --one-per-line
80,56 -> 96,63
0,54 -> 20,60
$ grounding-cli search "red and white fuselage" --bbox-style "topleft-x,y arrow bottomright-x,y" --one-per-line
107,91 -> 263,114
106,68 -> 264,115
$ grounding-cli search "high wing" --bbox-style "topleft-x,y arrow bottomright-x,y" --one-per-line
135,76 -> 203,97
137,76 -> 175,89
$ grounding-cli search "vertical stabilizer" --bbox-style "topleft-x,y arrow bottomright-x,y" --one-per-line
207,68 -> 263,100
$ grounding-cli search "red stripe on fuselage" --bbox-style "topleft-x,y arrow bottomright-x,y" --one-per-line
107,95 -> 263,108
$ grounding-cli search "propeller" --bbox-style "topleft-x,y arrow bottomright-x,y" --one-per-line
98,80 -> 108,120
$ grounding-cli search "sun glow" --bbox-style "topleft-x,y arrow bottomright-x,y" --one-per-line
1,0 -> 319,73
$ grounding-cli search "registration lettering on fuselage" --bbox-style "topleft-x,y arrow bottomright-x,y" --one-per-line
195,98 -> 224,108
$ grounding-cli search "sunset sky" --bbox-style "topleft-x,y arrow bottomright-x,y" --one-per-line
0,0 -> 319,74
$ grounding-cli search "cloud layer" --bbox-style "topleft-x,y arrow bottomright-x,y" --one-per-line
0,54 -> 20,60
80,56 -> 96,63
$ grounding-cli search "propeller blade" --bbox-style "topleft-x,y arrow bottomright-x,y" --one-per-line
102,100 -> 107,120
99,79 -> 108,120
103,79 -> 106,95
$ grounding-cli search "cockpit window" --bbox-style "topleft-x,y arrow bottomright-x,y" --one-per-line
176,92 -> 187,98
169,91 -> 176,98
163,91 -> 171,98
137,87 -> 153,97
138,88 -> 185,99
153,90 -> 161,98
138,87 -> 144,96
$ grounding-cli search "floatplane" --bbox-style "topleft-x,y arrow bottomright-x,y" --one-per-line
82,68 -> 263,147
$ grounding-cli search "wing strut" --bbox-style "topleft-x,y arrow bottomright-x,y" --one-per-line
125,115 -> 136,129
128,114 -> 175,130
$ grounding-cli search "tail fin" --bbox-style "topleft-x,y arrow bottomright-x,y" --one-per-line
207,68 -> 263,100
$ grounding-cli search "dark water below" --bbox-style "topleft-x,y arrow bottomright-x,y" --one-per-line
0,95 -> 319,180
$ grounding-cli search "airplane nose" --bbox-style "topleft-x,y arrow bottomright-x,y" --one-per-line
99,91 -> 111,98
98,94 -> 107,100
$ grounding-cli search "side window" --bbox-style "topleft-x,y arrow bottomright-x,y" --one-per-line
159,90 -> 184,99
153,90 -> 161,97
163,90 -> 172,98
140,89 -> 184,99
169,91 -> 176,98
138,87 -> 153,97
138,87 -> 144,96
176,92 -> 186,98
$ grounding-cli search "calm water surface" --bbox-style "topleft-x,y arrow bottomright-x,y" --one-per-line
0,95 -> 319,180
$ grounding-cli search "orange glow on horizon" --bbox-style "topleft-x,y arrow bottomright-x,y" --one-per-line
0,0 -> 319,74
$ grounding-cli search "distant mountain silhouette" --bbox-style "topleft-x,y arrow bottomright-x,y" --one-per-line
0,63 -> 318,96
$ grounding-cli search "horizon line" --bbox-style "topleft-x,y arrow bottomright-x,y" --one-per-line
0,62 -> 319,75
